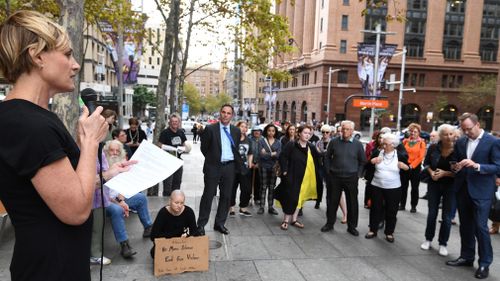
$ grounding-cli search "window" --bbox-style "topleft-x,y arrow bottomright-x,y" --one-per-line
157,57 -> 160,65
321,0 -> 325,9
410,73 -> 417,86
314,71 -> 318,84
283,80 -> 289,88
343,0 -> 349,5
292,77 -> 298,87
341,15 -> 348,31
441,74 -> 463,88
320,18 -> 323,33
418,74 -> 426,87
319,42 -> 323,49
302,73 -> 310,86
340,40 -> 347,53
338,70 -> 348,83
148,57 -> 152,64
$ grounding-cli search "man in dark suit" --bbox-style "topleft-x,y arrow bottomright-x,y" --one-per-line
446,113 -> 500,279
197,104 -> 241,235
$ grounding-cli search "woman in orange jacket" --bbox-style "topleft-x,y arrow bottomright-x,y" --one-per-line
400,123 -> 427,212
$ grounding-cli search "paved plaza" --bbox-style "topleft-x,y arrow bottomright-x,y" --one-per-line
0,136 -> 499,281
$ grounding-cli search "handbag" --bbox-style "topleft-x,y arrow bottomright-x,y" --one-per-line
419,167 -> 431,183
264,138 -> 281,177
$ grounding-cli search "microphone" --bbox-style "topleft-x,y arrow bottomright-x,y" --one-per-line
80,88 -> 99,114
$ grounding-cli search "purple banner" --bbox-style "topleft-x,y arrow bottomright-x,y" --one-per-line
357,43 -> 397,96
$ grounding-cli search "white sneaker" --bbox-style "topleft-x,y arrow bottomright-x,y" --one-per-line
90,256 -> 111,265
438,246 -> 448,256
420,240 -> 431,250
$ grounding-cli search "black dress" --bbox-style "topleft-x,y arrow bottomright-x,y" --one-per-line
275,141 -> 321,214
0,100 -> 91,281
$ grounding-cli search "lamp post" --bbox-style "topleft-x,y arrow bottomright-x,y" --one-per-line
326,67 -> 341,125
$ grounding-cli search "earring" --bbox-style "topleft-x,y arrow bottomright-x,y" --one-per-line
39,64 -> 44,69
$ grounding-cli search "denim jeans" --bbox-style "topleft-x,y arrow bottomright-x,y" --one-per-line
106,193 -> 152,243
424,181 -> 453,246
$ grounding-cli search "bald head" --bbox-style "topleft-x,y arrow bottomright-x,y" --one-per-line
170,190 -> 185,202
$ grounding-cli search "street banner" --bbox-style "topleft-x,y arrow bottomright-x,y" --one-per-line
357,43 -> 397,96
352,99 -> 389,108
154,236 -> 209,276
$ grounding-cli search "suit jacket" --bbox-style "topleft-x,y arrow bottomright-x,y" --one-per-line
453,133 -> 500,199
200,122 -> 241,174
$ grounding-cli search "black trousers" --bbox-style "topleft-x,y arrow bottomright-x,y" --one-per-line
197,163 -> 235,228
162,166 -> 183,196
400,166 -> 421,209
369,185 -> 401,235
230,171 -> 252,208
250,167 -> 261,203
326,175 -> 359,228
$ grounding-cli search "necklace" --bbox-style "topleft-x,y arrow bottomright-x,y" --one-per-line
382,150 -> 396,165
128,129 -> 139,143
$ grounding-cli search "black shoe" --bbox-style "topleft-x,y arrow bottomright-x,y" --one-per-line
314,201 -> 320,209
268,208 -> 279,215
446,257 -> 474,267
197,226 -> 205,236
420,194 -> 428,200
120,240 -> 137,259
229,211 -> 236,216
214,225 -> 230,235
298,209 -> 303,216
257,207 -> 265,214
142,226 -> 152,238
321,224 -> 333,232
239,209 -> 252,217
347,227 -> 359,236
410,207 -> 417,213
365,232 -> 377,239
475,266 -> 489,279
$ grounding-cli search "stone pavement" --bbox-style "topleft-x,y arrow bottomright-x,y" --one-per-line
0,136 -> 499,281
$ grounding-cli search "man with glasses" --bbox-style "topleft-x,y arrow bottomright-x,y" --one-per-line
321,120 -> 367,236
446,113 -> 500,279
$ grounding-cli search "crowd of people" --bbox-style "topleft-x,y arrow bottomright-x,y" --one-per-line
0,10 -> 499,281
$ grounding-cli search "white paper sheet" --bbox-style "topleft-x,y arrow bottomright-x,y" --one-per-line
104,141 -> 183,198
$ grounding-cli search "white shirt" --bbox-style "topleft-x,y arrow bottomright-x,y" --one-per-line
371,150 -> 401,189
466,129 -> 484,159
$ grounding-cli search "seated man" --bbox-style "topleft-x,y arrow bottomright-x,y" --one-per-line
91,141 -> 153,263
150,190 -> 200,258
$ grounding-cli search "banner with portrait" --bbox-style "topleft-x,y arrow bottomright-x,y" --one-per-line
357,43 -> 397,96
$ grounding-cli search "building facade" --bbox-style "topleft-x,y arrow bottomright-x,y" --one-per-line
274,0 -> 498,131
185,67 -> 220,97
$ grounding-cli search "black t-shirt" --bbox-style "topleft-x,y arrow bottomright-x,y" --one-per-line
159,127 -> 187,158
238,137 -> 252,174
0,99 -> 91,281
125,127 -> 147,155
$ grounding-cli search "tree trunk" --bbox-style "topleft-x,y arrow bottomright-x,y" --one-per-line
177,0 -> 197,110
153,0 -> 179,145
53,0 -> 84,139
169,0 -> 182,115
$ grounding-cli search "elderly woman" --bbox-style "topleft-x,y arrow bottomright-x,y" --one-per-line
275,125 -> 320,230
0,10 -> 133,280
420,124 -> 456,256
400,123 -> 427,212
365,133 -> 409,242
150,190 -> 200,258
258,123 -> 282,215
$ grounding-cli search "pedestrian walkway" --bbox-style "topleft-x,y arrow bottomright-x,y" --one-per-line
0,137 -> 499,280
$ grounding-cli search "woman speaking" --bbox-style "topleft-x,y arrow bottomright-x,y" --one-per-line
0,11 -> 133,281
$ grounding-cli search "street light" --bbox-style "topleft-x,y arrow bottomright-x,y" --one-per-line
326,67 -> 341,125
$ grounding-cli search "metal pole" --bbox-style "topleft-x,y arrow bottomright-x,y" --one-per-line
369,24 -> 381,138
117,25 -> 124,128
268,77 -> 272,122
326,67 -> 332,125
396,46 -> 407,133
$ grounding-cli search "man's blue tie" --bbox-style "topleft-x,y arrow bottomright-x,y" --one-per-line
223,126 -> 235,147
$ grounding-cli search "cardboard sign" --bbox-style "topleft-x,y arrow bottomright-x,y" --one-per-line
154,236 -> 209,276
0,200 -> 6,214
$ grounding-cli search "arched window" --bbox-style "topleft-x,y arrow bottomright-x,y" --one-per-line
477,106 -> 494,131
275,101 -> 280,121
402,103 -> 421,127
282,102 -> 288,121
291,101 -> 297,124
301,101 -> 307,123
438,104 -> 458,124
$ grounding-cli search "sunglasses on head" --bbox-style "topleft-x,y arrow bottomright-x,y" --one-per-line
321,131 -> 330,133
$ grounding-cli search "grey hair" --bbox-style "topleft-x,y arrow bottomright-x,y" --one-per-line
104,140 -> 125,157
380,127 -> 392,134
381,133 -> 399,147
341,120 -> 355,130
437,124 -> 455,136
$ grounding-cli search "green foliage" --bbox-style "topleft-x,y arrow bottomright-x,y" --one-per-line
458,74 -> 497,109
184,83 -> 202,115
434,95 -> 449,115
133,85 -> 156,115
359,0 -> 406,22
203,93 -> 233,114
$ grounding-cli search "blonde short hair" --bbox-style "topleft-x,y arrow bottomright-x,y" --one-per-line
0,10 -> 71,83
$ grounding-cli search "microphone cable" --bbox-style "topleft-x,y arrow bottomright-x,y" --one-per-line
97,143 -> 105,281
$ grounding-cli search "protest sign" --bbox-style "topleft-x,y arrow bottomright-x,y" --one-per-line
154,236 -> 209,276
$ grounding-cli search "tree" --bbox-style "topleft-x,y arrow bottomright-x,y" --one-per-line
183,83 -> 202,115
204,93 -> 233,114
133,85 -> 156,118
458,74 -> 497,111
